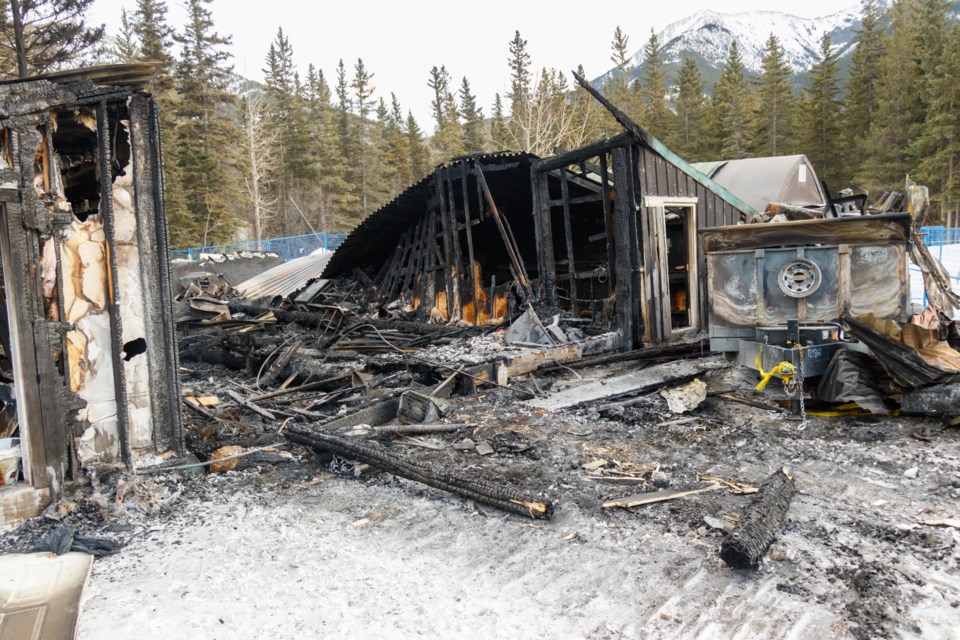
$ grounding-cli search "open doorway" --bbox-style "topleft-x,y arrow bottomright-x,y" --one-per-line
664,205 -> 696,331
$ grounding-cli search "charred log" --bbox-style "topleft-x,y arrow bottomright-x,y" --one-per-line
720,467 -> 796,569
285,424 -> 552,519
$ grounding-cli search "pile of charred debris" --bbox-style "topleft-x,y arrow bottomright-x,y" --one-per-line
159,80 -> 960,577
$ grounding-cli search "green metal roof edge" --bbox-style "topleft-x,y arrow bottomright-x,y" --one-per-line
689,160 -> 726,178
644,135 -> 757,216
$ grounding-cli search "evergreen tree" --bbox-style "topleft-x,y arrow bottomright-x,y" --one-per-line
427,65 -> 464,159
843,0 -> 888,181
351,58 -> 375,217
172,0 -> 239,246
913,11 -> 960,220
672,56 -> 706,160
131,0 -> 188,245
490,93 -> 511,150
800,34 -> 843,190
262,28 -> 297,234
639,29 -> 674,144
507,30 -> 532,147
860,0 -> 920,191
710,40 -> 752,159
607,26 -> 640,123
382,94 -> 413,190
752,34 -> 797,156
459,76 -> 486,153
304,64 -> 353,232
334,59 -> 362,223
0,0 -> 104,78
114,8 -> 138,62
406,110 -> 430,179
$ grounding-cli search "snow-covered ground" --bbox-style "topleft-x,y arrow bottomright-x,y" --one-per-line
910,243 -> 960,316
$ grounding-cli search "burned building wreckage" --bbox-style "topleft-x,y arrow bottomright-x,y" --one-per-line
2,65 -> 959,588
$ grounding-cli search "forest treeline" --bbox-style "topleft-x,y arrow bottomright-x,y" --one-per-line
1,0 -> 958,249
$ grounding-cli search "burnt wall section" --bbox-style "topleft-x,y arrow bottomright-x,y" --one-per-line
0,70 -> 182,490
532,133 -> 748,350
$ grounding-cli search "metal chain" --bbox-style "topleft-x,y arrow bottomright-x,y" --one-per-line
796,347 -> 807,430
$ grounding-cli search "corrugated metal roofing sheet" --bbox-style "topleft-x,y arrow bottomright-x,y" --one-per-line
322,151 -> 538,278
237,251 -> 333,301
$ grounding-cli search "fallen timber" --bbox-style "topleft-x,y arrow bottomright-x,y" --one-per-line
285,424 -> 552,519
720,467 -> 796,569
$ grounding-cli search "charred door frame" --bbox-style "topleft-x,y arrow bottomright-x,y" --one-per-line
0,83 -> 183,506
642,196 -> 700,338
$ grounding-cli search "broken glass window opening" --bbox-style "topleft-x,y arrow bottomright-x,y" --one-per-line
0,64 -> 182,525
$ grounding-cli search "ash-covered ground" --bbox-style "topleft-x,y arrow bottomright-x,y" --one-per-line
2,341 -> 958,639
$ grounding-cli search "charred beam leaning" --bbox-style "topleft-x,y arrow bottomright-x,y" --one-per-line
475,166 -> 533,300
720,467 -> 796,569
285,423 -> 552,519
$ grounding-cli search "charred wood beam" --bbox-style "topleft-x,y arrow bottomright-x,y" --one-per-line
475,166 -> 533,300
548,194 -> 604,207
228,303 -> 338,331
534,132 -> 632,173
534,173 -> 557,305
599,154 -> 617,291
444,167 -> 464,318
97,100 -> 133,469
720,467 -> 796,569
475,161 -> 521,172
398,217 -> 424,301
611,147 -> 635,351
435,173 -> 455,319
551,170 -> 603,194
630,146 -> 646,344
461,162 -> 480,312
560,169 -> 578,313
285,423 -> 552,519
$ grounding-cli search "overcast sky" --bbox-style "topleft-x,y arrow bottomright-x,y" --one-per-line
91,0 -> 856,127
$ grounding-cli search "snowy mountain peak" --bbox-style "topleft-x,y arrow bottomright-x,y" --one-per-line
608,5 -> 866,88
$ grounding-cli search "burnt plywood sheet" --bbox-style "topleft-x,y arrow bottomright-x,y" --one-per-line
527,356 -> 728,411
0,552 -> 93,640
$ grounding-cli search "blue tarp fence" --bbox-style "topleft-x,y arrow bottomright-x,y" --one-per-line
169,232 -> 350,262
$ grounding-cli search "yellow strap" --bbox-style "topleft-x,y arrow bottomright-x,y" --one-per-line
754,350 -> 796,391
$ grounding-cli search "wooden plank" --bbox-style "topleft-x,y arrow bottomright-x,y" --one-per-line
0,485 -> 51,526
443,167 -> 463,319
611,147 -> 634,350
655,154 -> 669,199
434,172 -> 455,319
98,101 -> 133,469
599,153 -> 617,291
460,162 -> 480,313
535,132 -> 632,172
629,146 -> 645,346
534,172 -> 557,305
603,483 -> 722,508
560,169 -> 578,313
653,203 -> 671,338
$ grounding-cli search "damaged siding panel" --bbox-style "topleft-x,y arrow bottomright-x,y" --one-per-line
128,93 -> 182,456
0,70 -> 182,495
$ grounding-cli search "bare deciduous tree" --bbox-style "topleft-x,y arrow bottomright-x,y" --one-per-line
238,87 -> 281,247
